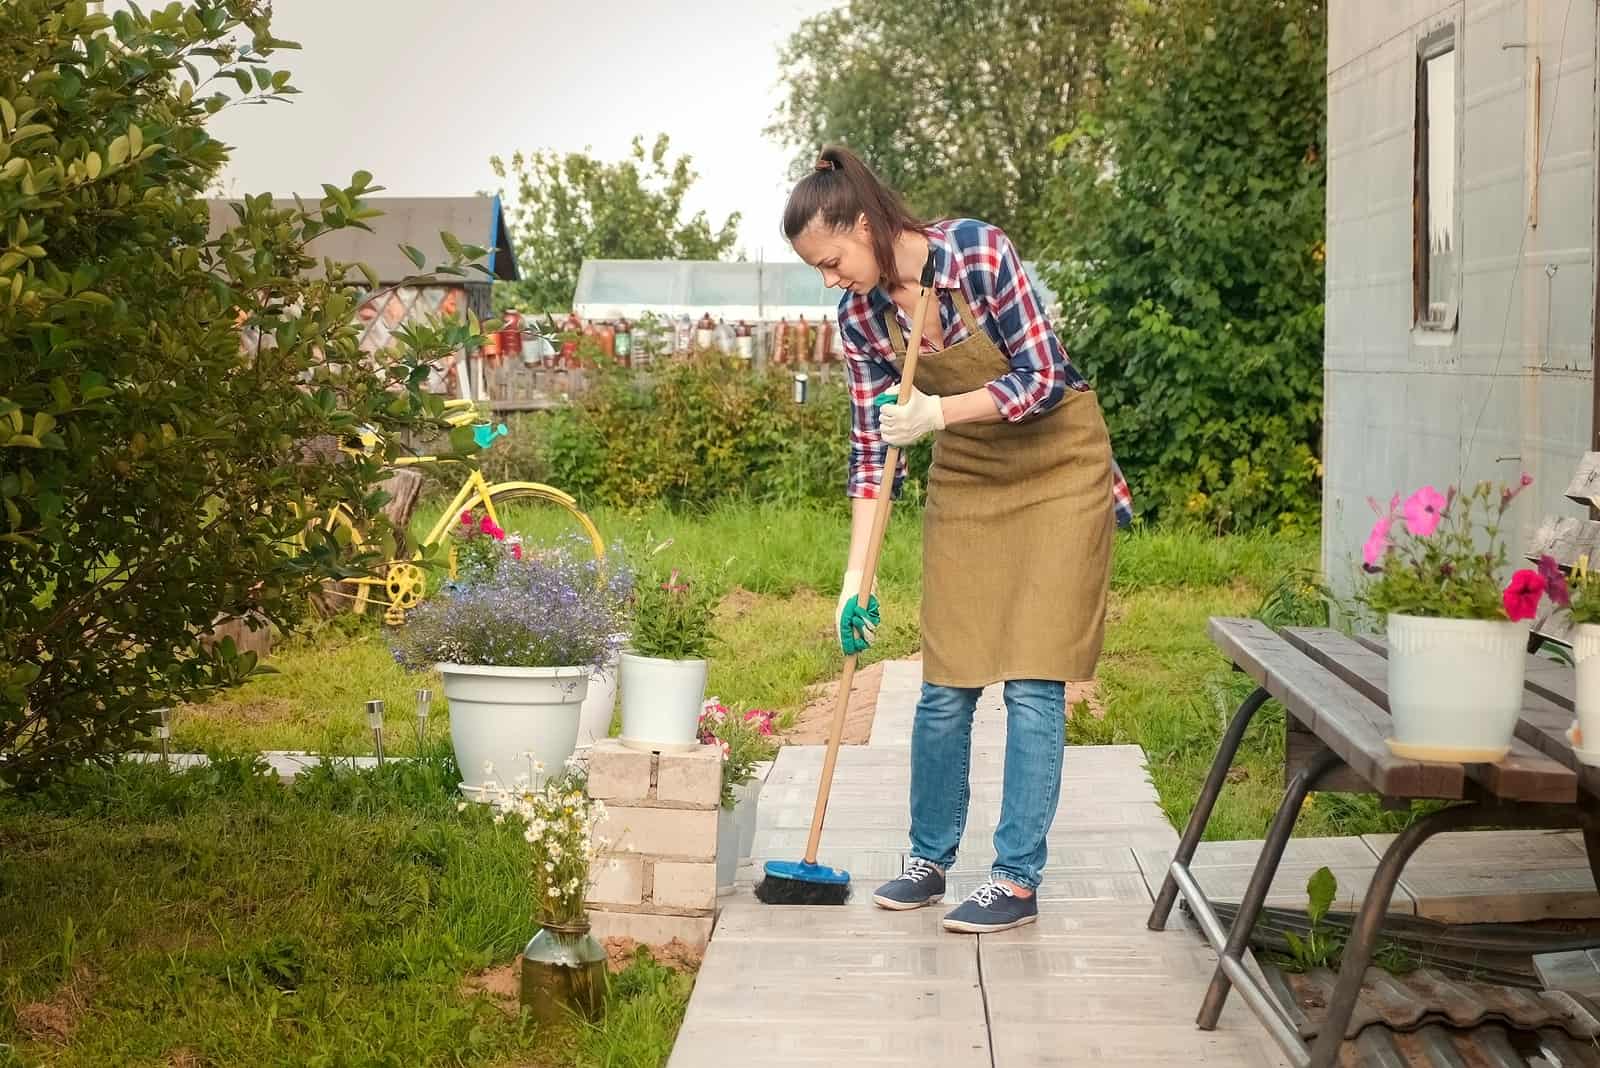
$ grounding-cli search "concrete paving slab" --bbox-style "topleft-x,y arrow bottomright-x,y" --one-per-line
1361,828 -> 1589,866
668,1019 -> 990,1068
946,870 -> 1153,905
988,1024 -> 1288,1067
1134,836 -> 1381,875
691,938 -> 978,981
977,936 -> 1219,983
1398,865 -> 1600,923
712,902 -> 950,941
1157,862 -> 1417,916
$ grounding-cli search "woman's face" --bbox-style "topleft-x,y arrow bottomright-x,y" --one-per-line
792,214 -> 878,296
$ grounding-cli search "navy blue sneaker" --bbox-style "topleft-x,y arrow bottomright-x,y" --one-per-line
942,878 -> 1038,933
872,857 -> 947,910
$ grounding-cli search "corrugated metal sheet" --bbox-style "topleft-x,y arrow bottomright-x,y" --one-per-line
1261,963 -> 1600,1066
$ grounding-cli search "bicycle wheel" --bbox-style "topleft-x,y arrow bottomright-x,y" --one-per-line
440,482 -> 606,562
298,502 -> 374,616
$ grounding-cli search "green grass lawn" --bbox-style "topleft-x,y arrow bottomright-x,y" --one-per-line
4,502 -> 1406,1066
0,751 -> 689,1068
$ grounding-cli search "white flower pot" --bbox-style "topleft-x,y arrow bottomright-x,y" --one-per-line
1385,614 -> 1529,762
438,663 -> 590,802
575,651 -> 620,750
716,804 -> 738,892
618,652 -> 706,753
735,779 -> 760,860
1574,624 -> 1600,761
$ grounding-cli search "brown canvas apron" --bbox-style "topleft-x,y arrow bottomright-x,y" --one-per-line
885,289 -> 1114,687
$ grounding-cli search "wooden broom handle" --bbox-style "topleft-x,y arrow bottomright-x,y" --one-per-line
804,250 -> 938,865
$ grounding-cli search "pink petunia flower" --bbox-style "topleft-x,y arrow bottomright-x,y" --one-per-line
511,544 -> 523,561
1502,569 -> 1547,622
459,511 -> 473,527
1362,514 -> 1391,569
1402,486 -> 1446,537
1538,554 -> 1570,609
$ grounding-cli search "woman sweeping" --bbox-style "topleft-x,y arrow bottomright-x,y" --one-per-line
785,145 -> 1133,933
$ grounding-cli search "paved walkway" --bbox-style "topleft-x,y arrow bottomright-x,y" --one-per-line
668,660 -> 1291,1067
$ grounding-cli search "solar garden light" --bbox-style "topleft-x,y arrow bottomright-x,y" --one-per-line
792,370 -> 809,405
414,688 -> 433,749
366,699 -> 386,765
155,707 -> 172,766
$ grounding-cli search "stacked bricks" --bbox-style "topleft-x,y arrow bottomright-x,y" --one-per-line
584,739 -> 720,946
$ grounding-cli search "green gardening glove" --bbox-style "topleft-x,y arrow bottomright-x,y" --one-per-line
836,569 -> 881,656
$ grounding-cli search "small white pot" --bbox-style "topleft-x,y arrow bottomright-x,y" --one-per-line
575,650 -> 621,750
1574,624 -> 1600,759
1385,614 -> 1529,762
618,652 -> 707,753
438,663 -> 590,802
735,779 -> 761,861
715,804 -> 739,892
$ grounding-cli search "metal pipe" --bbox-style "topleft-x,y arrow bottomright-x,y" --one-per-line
1150,687 -> 1272,930
1198,747 -> 1342,1030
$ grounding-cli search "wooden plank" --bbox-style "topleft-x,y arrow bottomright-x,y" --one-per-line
1355,633 -> 1600,800
1285,719 -> 1376,794
1527,516 -> 1600,570
1208,618 -> 1466,799
1564,451 -> 1600,509
1282,629 -> 1577,804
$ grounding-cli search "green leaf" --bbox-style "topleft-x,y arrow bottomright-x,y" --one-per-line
48,378 -> 70,410
107,135 -> 129,167
127,122 -> 142,156
32,413 -> 55,438
1306,866 -> 1336,925
401,244 -> 426,270
0,97 -> 14,133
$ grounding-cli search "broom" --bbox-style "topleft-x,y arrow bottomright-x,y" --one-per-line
754,249 -> 938,905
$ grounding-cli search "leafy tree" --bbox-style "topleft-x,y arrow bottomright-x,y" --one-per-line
1,0 -> 485,788
768,0 -> 1117,252
490,134 -> 740,313
1044,0 -> 1326,530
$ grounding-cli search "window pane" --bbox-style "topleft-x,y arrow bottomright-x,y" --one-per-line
1425,49 -> 1457,320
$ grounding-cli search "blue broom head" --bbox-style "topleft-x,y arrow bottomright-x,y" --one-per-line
762,859 -> 851,886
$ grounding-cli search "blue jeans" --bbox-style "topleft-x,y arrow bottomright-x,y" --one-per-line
908,679 -> 1065,891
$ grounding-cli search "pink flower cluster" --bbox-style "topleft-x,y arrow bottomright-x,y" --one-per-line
697,700 -> 775,759
1363,476 -> 1544,621
459,510 -> 522,560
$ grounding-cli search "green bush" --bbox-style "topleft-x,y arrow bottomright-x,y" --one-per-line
0,1 -> 483,788
533,353 -> 934,510
1044,0 -> 1326,533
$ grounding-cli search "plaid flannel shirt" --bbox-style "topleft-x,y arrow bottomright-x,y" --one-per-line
838,218 -> 1134,527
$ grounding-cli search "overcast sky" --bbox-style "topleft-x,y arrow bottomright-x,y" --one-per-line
206,0 -> 842,264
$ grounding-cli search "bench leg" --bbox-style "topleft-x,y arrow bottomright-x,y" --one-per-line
1148,686 -> 1271,932
1305,802 -> 1588,1067
1196,746 -> 1342,1031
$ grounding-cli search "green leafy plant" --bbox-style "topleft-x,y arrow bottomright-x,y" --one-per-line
0,0 -> 497,789
698,701 -> 776,809
628,565 -> 718,662
1360,479 -> 1545,622
1044,0 -> 1326,531
1278,866 -> 1343,972
1551,558 -> 1600,627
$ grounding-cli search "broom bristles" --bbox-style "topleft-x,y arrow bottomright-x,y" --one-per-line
753,873 -> 852,905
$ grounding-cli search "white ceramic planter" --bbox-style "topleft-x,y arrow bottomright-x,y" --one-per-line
438,663 -> 590,802
715,804 -> 739,892
735,779 -> 760,860
1574,623 -> 1600,759
1385,613 -> 1529,762
618,652 -> 707,753
575,651 -> 620,750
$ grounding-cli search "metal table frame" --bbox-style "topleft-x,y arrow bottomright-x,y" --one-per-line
1147,684 -> 1600,1068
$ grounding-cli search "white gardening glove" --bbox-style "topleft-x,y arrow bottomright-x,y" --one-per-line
874,387 -> 946,446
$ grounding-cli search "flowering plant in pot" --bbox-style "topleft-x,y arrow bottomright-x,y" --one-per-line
389,537 -> 633,800
617,566 -> 718,752
1536,558 -> 1600,759
1359,477 -> 1543,761
700,700 -> 777,890
481,765 -> 612,1024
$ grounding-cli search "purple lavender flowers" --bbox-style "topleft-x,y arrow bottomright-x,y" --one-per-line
390,537 -> 633,672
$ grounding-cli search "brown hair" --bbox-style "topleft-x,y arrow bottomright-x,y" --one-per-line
782,145 -> 926,288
